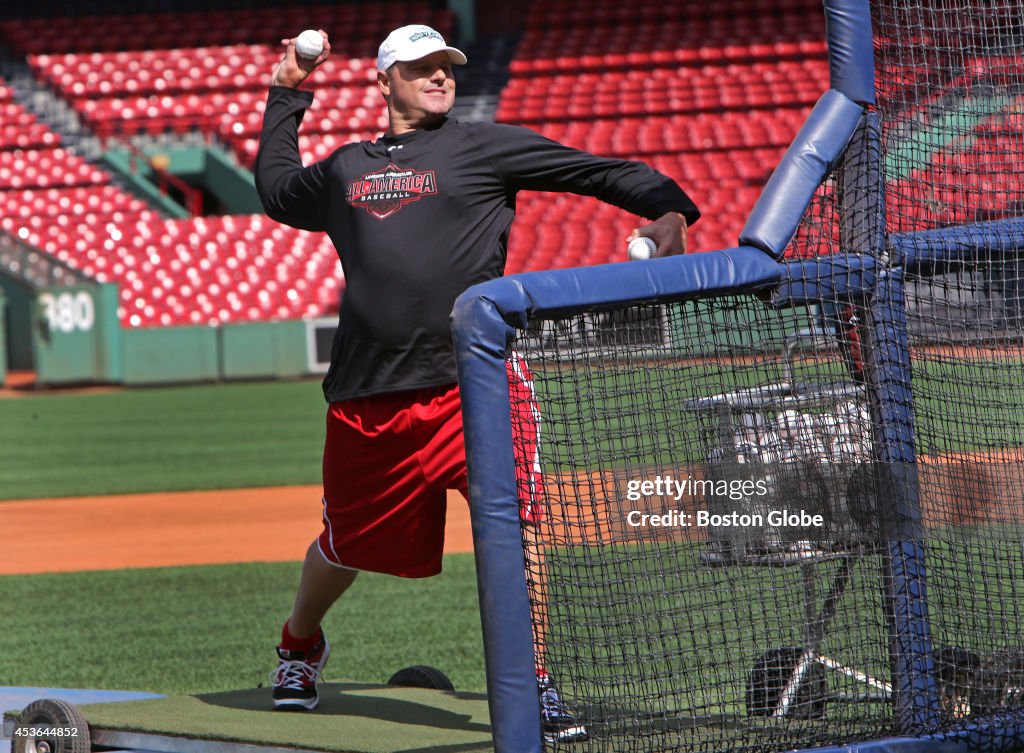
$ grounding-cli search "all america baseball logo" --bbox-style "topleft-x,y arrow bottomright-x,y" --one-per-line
346,162 -> 437,220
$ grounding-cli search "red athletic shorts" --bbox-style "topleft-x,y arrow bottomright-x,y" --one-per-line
318,356 -> 542,578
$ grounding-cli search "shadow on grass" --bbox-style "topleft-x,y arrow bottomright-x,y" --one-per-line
198,682 -> 492,736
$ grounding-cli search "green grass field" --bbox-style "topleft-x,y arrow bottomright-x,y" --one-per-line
2,360 -> 1022,716
0,379 -> 488,695
0,379 -> 326,500
533,355 -> 1024,468
0,558 -> 486,695
1,358 -> 1020,502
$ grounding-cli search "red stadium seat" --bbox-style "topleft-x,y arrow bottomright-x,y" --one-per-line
488,0 -> 833,269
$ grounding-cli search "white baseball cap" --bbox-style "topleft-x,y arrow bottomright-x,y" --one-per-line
376,24 -> 467,72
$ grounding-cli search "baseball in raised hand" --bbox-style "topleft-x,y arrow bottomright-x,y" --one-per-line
295,30 -> 324,59
271,29 -> 330,88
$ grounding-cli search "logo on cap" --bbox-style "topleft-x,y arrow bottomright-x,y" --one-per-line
409,29 -> 442,43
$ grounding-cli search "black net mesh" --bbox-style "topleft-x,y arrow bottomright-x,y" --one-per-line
872,0 -> 1024,740
492,2 -> 1024,750
508,301 -> 895,752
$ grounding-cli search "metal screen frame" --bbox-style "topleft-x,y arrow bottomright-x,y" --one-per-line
450,0 -> 1024,750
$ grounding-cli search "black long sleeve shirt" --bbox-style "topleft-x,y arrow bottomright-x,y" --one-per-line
255,86 -> 700,402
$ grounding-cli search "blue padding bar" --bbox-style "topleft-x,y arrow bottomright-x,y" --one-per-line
740,90 -> 865,259
462,246 -> 782,321
890,217 -> 1024,272
450,246 -> 781,753
451,288 -> 541,753
862,270 -> 937,733
863,270 -> 917,488
839,112 -> 886,257
824,0 -> 876,104
771,253 -> 878,305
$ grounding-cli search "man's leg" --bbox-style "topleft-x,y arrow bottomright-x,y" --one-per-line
272,389 -> 454,711
271,541 -> 357,711
287,540 -> 359,639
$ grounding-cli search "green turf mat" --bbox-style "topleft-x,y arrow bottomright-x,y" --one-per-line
80,683 -> 493,753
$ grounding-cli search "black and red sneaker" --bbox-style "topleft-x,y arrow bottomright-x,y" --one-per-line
538,674 -> 588,744
270,634 -> 331,711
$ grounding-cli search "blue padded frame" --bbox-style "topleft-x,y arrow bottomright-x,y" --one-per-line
824,0 -> 877,104
891,217 -> 1024,272
739,89 -> 865,259
861,269 -> 940,732
451,248 -> 782,753
740,0 -> 874,258
772,254 -> 878,306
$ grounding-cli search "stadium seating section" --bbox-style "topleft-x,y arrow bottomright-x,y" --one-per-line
0,72 -> 341,327
0,0 -> 837,327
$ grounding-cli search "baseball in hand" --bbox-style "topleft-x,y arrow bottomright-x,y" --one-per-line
295,29 -> 324,59
627,236 -> 656,260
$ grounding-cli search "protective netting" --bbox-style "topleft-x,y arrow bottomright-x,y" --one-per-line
784,0 -> 1024,741
508,300 -> 896,752
874,0 -> 1024,738
508,299 -> 1024,753
491,2 -> 1024,750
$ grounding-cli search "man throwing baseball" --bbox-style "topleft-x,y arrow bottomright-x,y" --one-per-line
255,23 -> 699,743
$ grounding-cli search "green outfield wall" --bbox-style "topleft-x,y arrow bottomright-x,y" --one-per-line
119,320 -> 325,385
669,296 -> 815,352
0,267 -> 335,386
33,283 -> 123,384
219,320 -> 313,380
121,325 -> 220,384
30,310 -> 335,387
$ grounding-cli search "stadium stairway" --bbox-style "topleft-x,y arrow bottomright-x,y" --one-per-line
0,49 -> 100,161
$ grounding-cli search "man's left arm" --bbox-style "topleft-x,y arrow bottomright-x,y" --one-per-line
469,123 -> 700,257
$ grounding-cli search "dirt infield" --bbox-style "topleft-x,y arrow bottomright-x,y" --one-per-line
0,374 -> 477,575
3,448 -> 1019,576
0,487 -> 474,575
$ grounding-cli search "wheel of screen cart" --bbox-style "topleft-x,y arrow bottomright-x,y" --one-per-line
746,647 -> 828,719
11,699 -> 90,753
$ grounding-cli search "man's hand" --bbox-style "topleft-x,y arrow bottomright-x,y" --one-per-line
627,212 -> 689,257
271,30 -> 331,88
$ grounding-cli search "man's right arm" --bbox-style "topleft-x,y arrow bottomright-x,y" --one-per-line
254,86 -> 326,231
253,32 -> 331,231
